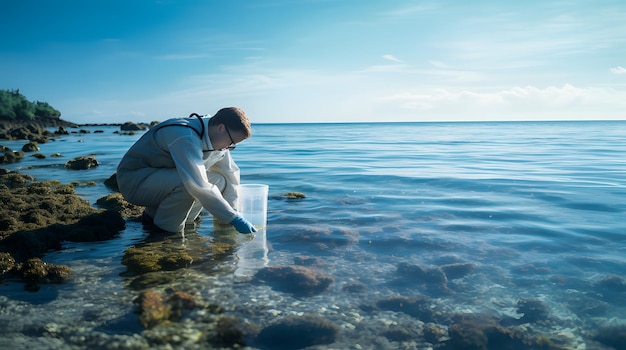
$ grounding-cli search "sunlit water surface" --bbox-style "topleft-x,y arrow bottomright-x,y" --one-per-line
1,121 -> 625,349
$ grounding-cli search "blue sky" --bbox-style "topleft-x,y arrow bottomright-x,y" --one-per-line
1,0 -> 625,124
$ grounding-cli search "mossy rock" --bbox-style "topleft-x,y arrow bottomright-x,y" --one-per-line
65,155 -> 99,170
122,244 -> 193,274
1,149 -> 24,164
284,192 -> 306,199
104,172 -> 119,192
96,192 -> 142,218
22,142 -> 40,152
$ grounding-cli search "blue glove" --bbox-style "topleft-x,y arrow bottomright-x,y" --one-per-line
229,216 -> 257,234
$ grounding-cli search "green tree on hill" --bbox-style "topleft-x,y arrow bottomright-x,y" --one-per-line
0,89 -> 61,121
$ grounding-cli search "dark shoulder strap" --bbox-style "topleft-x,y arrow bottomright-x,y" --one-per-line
153,113 -> 205,138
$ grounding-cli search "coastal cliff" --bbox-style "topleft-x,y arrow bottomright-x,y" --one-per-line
0,89 -> 77,141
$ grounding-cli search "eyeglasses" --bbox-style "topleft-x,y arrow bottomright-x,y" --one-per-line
224,126 -> 236,150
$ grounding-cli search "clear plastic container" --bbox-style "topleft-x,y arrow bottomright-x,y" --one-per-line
237,184 -> 269,229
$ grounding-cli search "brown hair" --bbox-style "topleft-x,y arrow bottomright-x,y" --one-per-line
208,107 -> 252,138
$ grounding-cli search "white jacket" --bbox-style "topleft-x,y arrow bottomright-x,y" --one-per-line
117,116 -> 239,223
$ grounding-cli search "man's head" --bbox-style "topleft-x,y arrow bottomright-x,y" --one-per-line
209,107 -> 252,138
208,107 -> 252,150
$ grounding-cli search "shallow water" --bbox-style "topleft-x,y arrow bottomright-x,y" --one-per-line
1,121 -> 625,349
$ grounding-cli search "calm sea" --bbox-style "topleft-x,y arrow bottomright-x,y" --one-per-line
1,121 -> 625,349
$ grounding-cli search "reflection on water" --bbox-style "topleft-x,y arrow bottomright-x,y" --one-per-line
235,228 -> 270,277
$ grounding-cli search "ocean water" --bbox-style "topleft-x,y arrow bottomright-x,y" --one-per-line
1,121 -> 625,349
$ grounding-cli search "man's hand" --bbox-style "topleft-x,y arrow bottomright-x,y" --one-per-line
229,216 -> 257,234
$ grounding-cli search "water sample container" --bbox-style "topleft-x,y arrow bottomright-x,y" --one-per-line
237,184 -> 269,229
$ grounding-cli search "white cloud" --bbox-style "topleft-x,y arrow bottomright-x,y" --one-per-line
428,60 -> 448,68
378,84 -> 626,121
610,66 -> 626,74
383,54 -> 403,63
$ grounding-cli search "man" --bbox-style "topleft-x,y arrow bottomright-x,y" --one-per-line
116,107 -> 257,234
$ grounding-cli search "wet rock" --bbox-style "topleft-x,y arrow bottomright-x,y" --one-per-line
593,325 -> 626,350
54,126 -> 69,135
0,124 -> 49,141
22,141 -> 40,152
104,172 -> 119,192
137,290 -> 168,328
65,155 -> 99,169
50,152 -> 62,157
136,290 -> 203,328
96,193 -> 143,219
5,210 -> 125,262
0,252 -> 16,274
121,244 -> 193,274
168,291 -> 199,320
374,295 -> 435,322
214,315 -> 257,348
593,275 -> 626,294
32,153 -> 46,159
0,171 -> 125,288
255,314 -> 340,350
1,178 -> 96,240
1,146 -> 24,164
65,210 -> 125,242
284,192 -> 306,199
127,273 -> 177,290
395,262 -> 450,293
19,257 -> 72,284
516,298 -> 550,323
121,122 -> 148,131
423,323 -> 447,344
0,169 -> 34,188
447,313 -> 565,350
342,280 -> 367,294
253,265 -> 334,297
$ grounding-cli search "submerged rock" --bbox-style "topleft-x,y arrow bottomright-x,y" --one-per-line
136,290 -> 204,328
516,298 -> 550,323
137,290 -> 168,328
440,262 -> 477,279
275,225 -> 359,250
394,262 -> 451,294
253,265 -> 334,297
255,314 -> 340,350
447,313 -> 566,350
593,325 -> 626,350
374,295 -> 435,322
122,244 -> 193,274
214,315 -> 258,348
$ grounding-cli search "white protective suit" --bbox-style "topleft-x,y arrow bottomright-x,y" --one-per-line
116,115 -> 240,232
